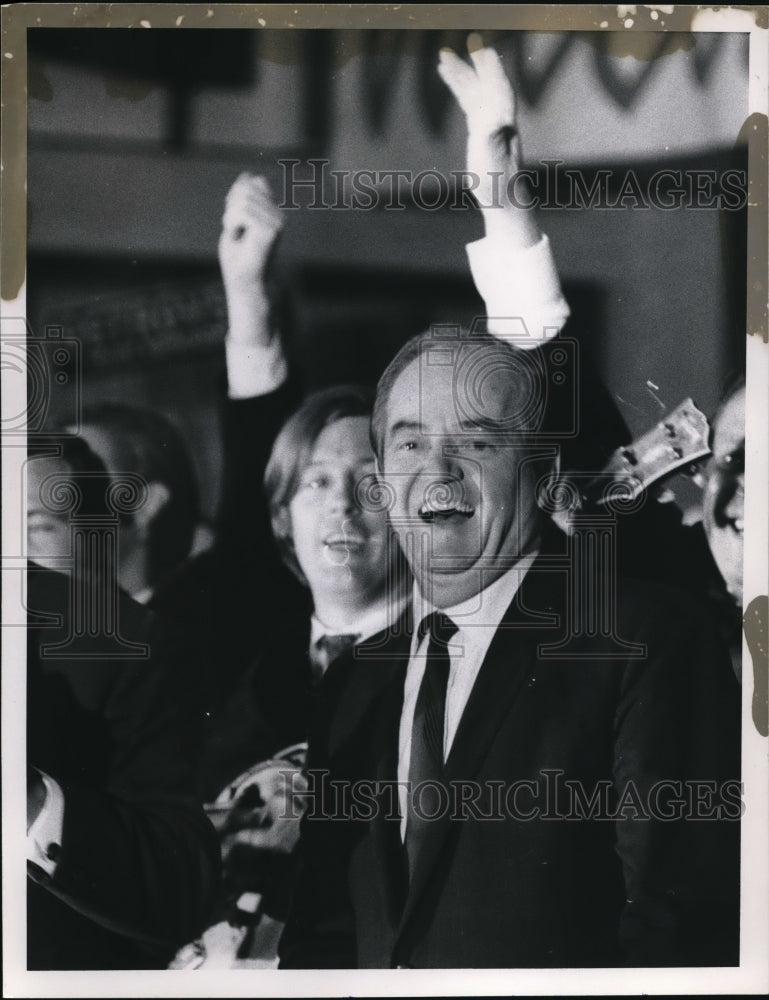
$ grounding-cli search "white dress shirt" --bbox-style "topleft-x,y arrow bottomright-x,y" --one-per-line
310,594 -> 408,675
466,233 -> 570,347
398,553 -> 538,839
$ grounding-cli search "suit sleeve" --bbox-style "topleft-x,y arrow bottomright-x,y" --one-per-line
612,589 -> 741,966
207,376 -> 302,696
216,377 -> 300,567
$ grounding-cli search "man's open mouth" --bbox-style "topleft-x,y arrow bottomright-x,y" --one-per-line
418,481 -> 474,522
324,534 -> 366,550
418,502 -> 475,522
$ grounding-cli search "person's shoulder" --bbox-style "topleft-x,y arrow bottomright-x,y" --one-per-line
612,574 -> 737,696
148,550 -> 215,612
614,573 -> 719,633
27,561 -> 155,645
316,619 -> 409,720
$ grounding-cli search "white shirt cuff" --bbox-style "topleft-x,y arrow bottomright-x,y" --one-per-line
225,336 -> 289,400
465,233 -> 570,348
27,771 -> 65,876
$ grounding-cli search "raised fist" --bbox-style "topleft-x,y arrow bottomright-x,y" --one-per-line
218,173 -> 284,294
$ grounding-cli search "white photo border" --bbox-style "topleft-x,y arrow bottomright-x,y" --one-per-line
2,4 -> 767,997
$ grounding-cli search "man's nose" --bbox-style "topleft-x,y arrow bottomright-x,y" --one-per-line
715,473 -> 745,526
723,476 -> 745,522
431,442 -> 465,481
328,473 -> 358,514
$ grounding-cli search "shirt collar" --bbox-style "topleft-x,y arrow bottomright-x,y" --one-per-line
311,593 -> 409,649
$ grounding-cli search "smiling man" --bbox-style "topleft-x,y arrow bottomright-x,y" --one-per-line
263,386 -> 404,682
374,333 -> 549,610
279,328 -> 742,970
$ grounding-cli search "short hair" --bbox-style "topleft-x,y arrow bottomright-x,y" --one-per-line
77,404 -> 200,585
264,384 -> 375,583
370,329 -> 546,462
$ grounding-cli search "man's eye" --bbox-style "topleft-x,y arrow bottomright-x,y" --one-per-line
301,476 -> 328,491
715,449 -> 744,473
28,518 -> 60,534
398,440 -> 418,452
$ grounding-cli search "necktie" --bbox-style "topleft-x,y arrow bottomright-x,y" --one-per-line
311,632 -> 360,681
405,612 -> 458,881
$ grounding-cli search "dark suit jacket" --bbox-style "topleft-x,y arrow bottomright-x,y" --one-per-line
26,564 -> 221,970
137,377 -> 303,735
198,581 -> 314,802
280,547 -> 741,969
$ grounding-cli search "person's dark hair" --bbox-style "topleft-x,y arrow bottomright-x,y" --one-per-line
264,384 -> 374,583
77,404 -> 200,585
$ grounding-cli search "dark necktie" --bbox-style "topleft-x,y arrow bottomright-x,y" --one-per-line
405,611 -> 458,881
311,632 -> 360,681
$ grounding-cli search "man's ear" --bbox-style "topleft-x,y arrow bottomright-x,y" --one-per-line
132,481 -> 171,538
536,453 -> 580,533
535,453 -> 561,509
272,505 -> 292,545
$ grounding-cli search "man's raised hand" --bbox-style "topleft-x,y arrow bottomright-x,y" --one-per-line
218,173 -> 284,346
219,173 -> 284,291
438,33 -> 538,247
438,34 -> 523,202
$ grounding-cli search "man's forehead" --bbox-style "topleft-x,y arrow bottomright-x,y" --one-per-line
713,389 -> 746,451
387,346 -> 523,427
310,415 -> 373,461
28,455 -> 70,481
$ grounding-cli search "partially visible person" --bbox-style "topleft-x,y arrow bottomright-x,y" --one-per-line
26,559 -> 220,970
702,377 -> 745,608
26,436 -> 112,573
693,376 -> 746,680
74,404 -> 202,606
203,383 -> 405,795
70,403 -> 264,718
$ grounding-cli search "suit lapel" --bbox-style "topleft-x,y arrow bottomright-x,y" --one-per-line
392,556 -> 566,950
357,616 -> 412,922
371,658 -> 410,920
